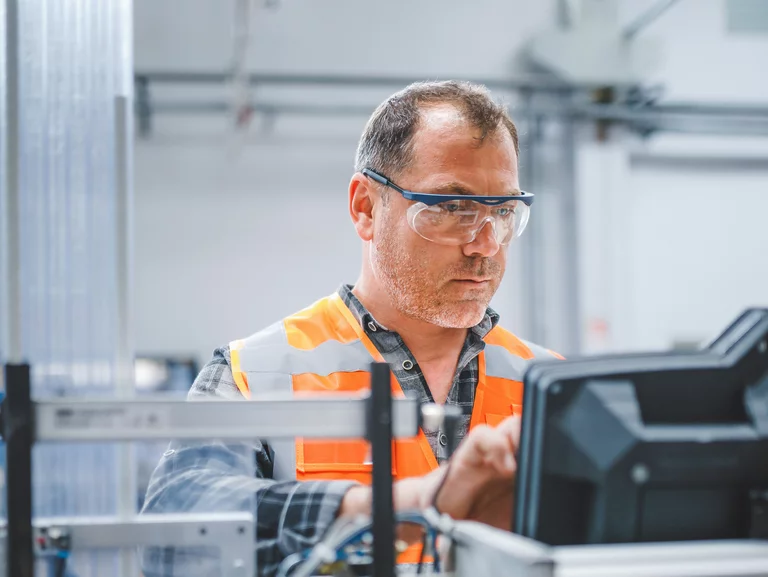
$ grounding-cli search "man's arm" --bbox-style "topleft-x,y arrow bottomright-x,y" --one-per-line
139,348 -> 357,577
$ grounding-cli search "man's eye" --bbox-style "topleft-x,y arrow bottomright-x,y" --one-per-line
442,203 -> 461,213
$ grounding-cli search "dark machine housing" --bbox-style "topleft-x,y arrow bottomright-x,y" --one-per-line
514,309 -> 768,545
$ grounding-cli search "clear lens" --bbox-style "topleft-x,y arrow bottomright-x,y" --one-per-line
406,198 -> 530,246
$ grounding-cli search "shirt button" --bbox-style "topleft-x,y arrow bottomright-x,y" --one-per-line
439,433 -> 448,446
402,359 -> 414,370
367,321 -> 377,332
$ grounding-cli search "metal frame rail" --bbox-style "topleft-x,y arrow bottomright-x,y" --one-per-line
0,513 -> 256,577
451,520 -> 768,577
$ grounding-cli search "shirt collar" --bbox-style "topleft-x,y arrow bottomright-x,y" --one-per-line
337,284 -> 499,339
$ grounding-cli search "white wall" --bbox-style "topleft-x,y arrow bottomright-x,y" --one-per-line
135,137 -> 355,362
578,134 -> 768,354
133,0 -> 768,364
625,139 -> 768,350
633,0 -> 768,102
133,0 -> 557,77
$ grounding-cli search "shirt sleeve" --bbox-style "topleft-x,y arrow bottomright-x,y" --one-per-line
139,347 -> 357,577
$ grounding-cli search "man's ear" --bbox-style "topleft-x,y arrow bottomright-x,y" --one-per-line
349,172 -> 376,242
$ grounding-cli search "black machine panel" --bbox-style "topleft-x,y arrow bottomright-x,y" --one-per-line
514,308 -> 768,545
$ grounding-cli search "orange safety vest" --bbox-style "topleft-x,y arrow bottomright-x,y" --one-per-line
229,292 -> 560,563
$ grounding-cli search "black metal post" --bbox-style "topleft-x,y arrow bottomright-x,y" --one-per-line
2,363 -> 35,577
368,362 -> 395,577
442,405 -> 463,460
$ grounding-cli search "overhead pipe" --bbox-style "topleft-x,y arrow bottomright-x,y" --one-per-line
133,71 -> 580,93
142,98 -> 768,123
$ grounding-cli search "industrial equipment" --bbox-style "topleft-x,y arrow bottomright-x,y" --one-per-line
3,310 -> 768,577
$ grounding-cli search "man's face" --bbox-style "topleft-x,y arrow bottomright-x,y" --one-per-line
370,105 -> 520,328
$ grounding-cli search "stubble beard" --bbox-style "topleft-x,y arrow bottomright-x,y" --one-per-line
371,230 -> 500,329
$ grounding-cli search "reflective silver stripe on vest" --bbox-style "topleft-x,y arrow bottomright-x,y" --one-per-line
238,321 -> 373,377
519,338 -> 560,360
236,320 -> 374,482
484,343 -> 529,381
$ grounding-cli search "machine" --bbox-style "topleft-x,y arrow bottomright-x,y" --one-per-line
514,307 -> 768,545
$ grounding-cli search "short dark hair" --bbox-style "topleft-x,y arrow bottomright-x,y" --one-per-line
355,80 -> 519,179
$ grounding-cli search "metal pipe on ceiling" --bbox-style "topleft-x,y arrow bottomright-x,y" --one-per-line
133,71 -> 582,93
139,98 -> 768,137
146,99 -> 768,121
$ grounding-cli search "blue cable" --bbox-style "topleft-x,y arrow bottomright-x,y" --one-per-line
431,529 -> 441,573
43,549 -> 70,577
54,550 -> 69,577
335,512 -> 430,551
285,512 -> 435,577
331,512 -> 435,570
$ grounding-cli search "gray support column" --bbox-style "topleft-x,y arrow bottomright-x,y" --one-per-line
3,0 -> 22,365
5,1 -> 135,574
559,104 -> 582,355
519,90 -> 547,346
114,94 -> 136,577
114,2 -> 135,575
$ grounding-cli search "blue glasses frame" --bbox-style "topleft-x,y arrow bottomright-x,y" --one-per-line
362,168 -> 534,207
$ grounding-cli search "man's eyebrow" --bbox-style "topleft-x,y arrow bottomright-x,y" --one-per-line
427,182 -> 522,196
429,182 -> 478,195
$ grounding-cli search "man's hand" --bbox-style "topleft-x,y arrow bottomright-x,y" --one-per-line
421,415 -> 520,529
340,415 -> 521,535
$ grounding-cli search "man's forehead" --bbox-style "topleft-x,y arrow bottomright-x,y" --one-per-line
418,104 -> 466,132
412,105 -> 516,154
409,126 -> 517,178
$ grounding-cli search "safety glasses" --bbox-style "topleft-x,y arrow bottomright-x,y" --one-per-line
362,168 -> 534,246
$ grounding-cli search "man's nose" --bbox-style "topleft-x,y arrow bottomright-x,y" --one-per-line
462,218 -> 501,258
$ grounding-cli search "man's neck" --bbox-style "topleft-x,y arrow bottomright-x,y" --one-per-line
351,282 -> 468,364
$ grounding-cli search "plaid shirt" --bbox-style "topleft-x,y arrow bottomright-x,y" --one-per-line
140,285 -> 498,577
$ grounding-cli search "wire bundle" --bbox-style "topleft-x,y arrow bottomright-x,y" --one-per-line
277,510 -> 451,577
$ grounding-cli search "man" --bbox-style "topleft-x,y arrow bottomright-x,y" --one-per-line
141,80 -> 560,577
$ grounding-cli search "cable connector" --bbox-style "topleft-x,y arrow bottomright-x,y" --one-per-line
423,506 -> 455,538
